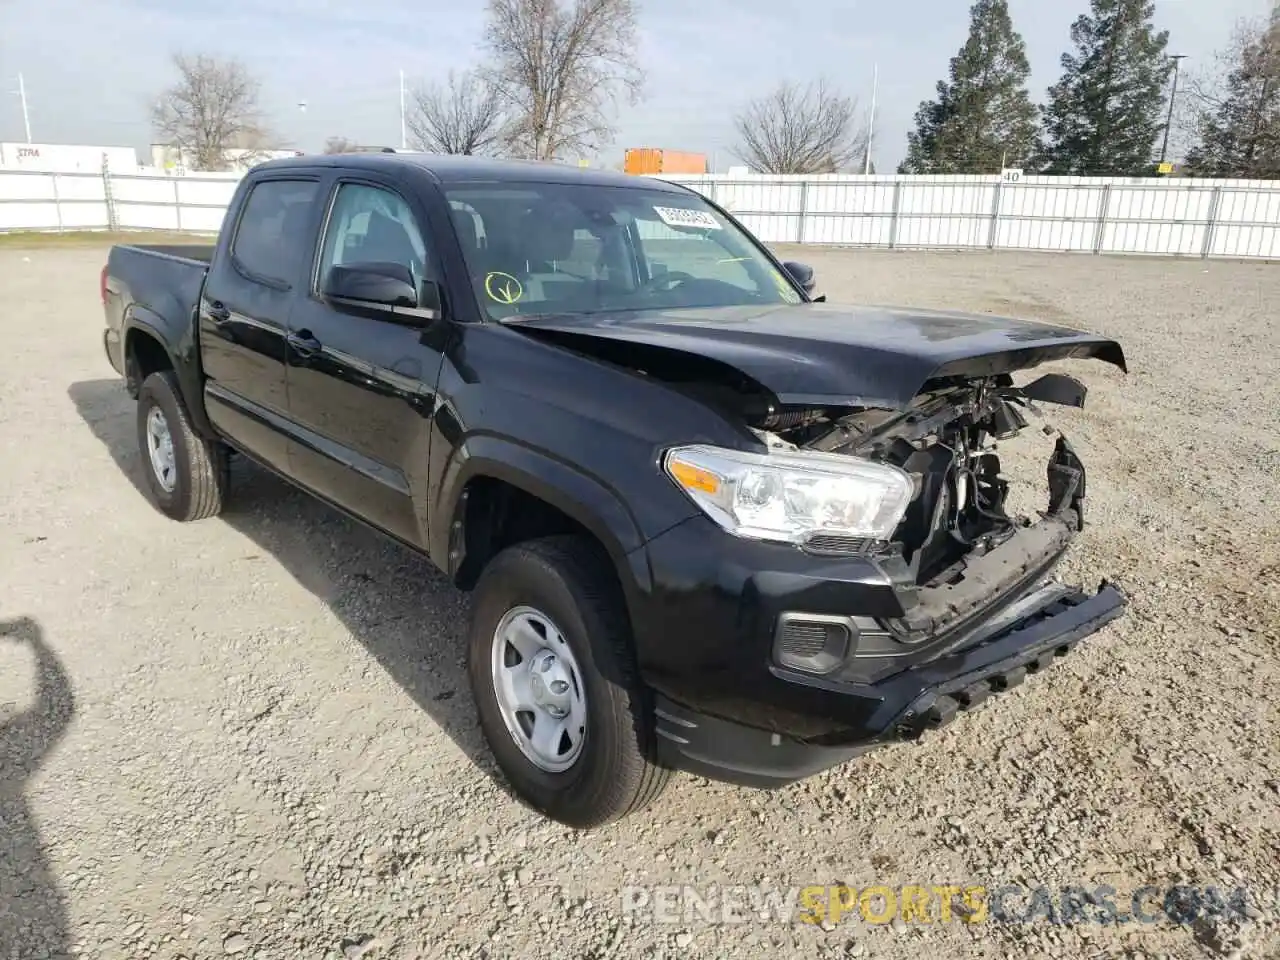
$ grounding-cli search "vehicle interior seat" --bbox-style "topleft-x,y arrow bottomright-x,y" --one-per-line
513,206 -> 590,307
360,210 -> 421,275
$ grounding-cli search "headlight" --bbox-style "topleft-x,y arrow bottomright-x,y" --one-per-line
663,444 -> 913,546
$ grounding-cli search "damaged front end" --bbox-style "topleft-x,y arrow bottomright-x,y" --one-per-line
514,302 -> 1128,686
745,371 -> 1106,658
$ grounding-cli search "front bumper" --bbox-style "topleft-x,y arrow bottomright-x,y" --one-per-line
653,578 -> 1127,787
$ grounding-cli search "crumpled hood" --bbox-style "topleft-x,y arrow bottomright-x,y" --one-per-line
509,301 -> 1127,410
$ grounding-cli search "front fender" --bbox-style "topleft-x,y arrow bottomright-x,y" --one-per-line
432,434 -> 672,609
435,433 -> 649,565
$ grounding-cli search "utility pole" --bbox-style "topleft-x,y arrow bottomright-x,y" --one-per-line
1159,54 -> 1187,166
399,69 -> 407,150
17,72 -> 32,143
864,63 -> 878,175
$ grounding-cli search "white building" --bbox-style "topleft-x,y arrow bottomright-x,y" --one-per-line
149,143 -> 301,175
0,142 -> 140,172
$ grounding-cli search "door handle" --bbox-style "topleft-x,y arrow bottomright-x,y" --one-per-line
288,331 -> 322,359
207,301 -> 231,324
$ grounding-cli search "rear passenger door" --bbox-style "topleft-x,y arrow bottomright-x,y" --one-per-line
200,175 -> 320,474
284,177 -> 445,548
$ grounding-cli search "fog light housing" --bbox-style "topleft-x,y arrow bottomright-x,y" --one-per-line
773,613 -> 858,674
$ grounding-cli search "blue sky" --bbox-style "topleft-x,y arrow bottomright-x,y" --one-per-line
0,0 -> 1270,170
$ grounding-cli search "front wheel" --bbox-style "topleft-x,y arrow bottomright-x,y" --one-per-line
135,371 -> 228,521
467,536 -> 671,828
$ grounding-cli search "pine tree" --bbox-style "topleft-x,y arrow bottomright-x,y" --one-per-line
1185,16 -> 1280,179
899,0 -> 1038,174
1038,0 -> 1173,175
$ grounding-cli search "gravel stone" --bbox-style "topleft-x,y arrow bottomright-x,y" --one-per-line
0,243 -> 1277,960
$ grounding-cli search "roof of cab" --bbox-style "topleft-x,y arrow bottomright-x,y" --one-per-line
249,151 -> 692,192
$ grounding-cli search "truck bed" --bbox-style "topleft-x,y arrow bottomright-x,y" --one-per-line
124,243 -> 216,265
102,243 -> 212,387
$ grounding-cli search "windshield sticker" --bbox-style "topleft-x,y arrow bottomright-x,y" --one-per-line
485,271 -> 524,305
653,206 -> 723,231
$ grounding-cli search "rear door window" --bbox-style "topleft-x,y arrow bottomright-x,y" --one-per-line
231,179 -> 319,285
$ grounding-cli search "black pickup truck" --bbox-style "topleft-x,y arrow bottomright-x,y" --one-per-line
100,154 -> 1128,828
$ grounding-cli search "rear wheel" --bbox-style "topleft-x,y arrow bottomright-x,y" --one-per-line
467,536 -> 671,828
135,371 -> 228,521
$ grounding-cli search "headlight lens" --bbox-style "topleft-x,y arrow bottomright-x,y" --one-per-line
663,444 -> 914,545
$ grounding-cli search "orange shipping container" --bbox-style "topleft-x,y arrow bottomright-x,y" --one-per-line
624,147 -> 708,175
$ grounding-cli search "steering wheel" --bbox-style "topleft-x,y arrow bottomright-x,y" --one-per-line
640,270 -> 696,294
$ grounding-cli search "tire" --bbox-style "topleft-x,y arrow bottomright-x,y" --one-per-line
467,535 -> 671,828
135,371 -> 228,522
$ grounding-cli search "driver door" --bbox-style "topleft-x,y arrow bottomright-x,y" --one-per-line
284,177 -> 444,548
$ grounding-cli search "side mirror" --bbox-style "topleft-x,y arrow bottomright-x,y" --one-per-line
322,262 -> 442,325
781,260 -> 817,296
324,262 -> 417,307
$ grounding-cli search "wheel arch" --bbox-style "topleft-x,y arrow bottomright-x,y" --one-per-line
123,312 -> 174,396
436,438 -> 654,619
123,307 -> 214,437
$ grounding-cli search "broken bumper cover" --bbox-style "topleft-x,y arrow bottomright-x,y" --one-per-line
871,579 -> 1127,739
654,579 -> 1127,788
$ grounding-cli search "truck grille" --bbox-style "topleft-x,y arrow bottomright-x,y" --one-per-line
802,534 -> 877,556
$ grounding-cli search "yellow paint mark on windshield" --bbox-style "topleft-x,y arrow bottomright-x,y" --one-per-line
771,267 -> 801,303
485,271 -> 523,305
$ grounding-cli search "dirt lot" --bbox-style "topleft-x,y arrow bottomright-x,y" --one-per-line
1,240 -> 1277,960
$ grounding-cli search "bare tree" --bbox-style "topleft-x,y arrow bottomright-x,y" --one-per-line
1182,16 -> 1280,176
733,80 -> 868,174
483,0 -> 642,160
1171,24 -> 1251,162
407,70 -> 506,155
150,53 -> 274,171
1181,21 -> 1255,121
324,136 -> 361,154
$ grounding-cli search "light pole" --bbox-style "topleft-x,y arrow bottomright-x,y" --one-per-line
399,69 -> 407,150
864,63 -> 878,175
1160,54 -> 1187,166
9,73 -> 32,143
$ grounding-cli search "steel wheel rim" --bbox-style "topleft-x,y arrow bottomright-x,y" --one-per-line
145,406 -> 177,493
490,605 -> 588,774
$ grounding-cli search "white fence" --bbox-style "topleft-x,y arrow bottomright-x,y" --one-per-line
662,173 -> 1280,259
2,165 -> 1279,260
0,168 -> 238,235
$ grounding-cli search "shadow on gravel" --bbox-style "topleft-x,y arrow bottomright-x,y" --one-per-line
0,616 -> 75,959
68,379 -> 512,799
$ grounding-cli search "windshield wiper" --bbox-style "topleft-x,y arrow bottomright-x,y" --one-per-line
495,311 -> 586,325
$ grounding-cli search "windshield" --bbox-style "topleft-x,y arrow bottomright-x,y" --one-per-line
441,182 -> 804,320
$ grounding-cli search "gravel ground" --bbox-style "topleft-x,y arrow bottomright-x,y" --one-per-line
1,241 -> 1277,960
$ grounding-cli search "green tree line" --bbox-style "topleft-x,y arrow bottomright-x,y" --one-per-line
900,0 -> 1280,179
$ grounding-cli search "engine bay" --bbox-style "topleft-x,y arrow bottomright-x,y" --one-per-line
750,372 -> 1091,587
